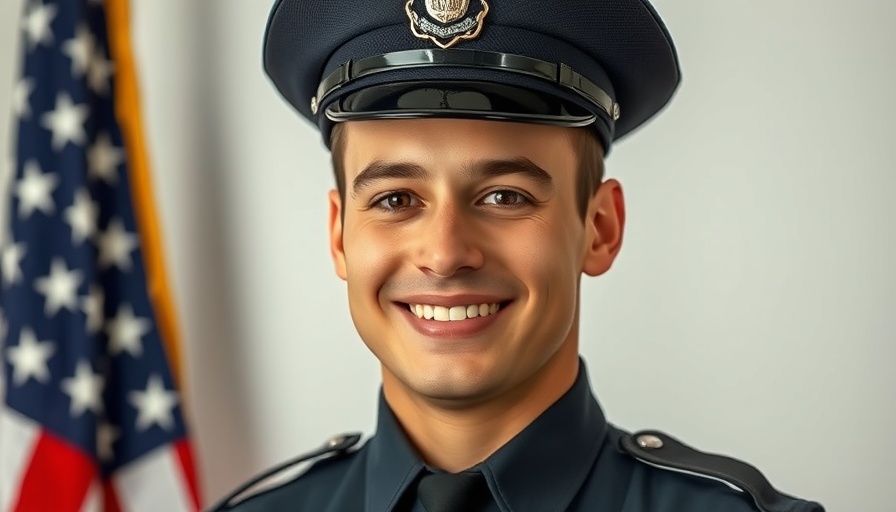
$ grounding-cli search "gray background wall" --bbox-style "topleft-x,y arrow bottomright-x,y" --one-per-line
1,1 -> 894,510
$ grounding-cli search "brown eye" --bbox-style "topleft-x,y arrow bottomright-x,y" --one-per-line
482,190 -> 530,207
375,192 -> 417,211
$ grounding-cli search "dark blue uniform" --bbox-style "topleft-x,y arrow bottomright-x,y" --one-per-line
214,361 -> 822,511
215,1 -> 829,510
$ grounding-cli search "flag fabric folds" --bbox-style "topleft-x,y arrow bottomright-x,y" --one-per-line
1,0 -> 201,510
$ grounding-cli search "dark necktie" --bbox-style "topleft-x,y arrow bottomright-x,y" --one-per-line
417,471 -> 494,512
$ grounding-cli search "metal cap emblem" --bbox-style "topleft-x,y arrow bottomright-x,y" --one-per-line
406,0 -> 489,49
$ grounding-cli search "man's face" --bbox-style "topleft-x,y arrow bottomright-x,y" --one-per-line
329,118 -> 622,407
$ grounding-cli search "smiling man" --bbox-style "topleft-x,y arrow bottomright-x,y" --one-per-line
213,1 -> 825,511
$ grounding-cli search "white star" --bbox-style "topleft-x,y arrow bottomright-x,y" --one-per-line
106,304 -> 151,358
87,133 -> 123,184
81,285 -> 105,334
97,422 -> 120,461
1,242 -> 27,286
15,161 -> 58,219
13,79 -> 35,120
62,24 -> 95,77
22,1 -> 57,49
129,375 -> 179,432
98,219 -> 138,271
6,328 -> 55,386
64,189 -> 99,244
61,360 -> 104,417
87,53 -> 114,95
41,93 -> 89,150
34,258 -> 83,316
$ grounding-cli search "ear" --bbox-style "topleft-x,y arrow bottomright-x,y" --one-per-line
328,189 -> 348,280
582,179 -> 626,277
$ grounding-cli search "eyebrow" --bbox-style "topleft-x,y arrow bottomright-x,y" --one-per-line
351,157 -> 555,196
352,161 -> 428,197
467,158 -> 554,189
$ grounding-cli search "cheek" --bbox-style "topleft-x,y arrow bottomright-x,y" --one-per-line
343,222 -> 403,299
501,217 -> 582,284
342,225 -> 403,353
497,217 -> 582,339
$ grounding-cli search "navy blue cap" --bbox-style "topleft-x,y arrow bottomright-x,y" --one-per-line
263,0 -> 681,152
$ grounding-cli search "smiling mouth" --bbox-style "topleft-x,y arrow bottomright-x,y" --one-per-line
400,301 -> 511,321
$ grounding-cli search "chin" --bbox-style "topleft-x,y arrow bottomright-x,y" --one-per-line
402,360 -> 507,404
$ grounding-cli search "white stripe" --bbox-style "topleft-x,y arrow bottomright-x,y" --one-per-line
635,457 -> 745,492
81,480 -> 102,512
114,445 -> 193,512
0,408 -> 41,512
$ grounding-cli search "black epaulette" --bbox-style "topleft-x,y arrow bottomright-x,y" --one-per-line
621,430 -> 825,512
208,432 -> 362,512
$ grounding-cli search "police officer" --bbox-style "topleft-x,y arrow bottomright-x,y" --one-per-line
213,0 -> 825,510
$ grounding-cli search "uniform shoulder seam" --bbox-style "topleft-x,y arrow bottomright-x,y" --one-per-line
209,432 -> 363,511
620,430 -> 824,512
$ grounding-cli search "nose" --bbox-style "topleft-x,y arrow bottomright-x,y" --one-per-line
413,202 -> 484,278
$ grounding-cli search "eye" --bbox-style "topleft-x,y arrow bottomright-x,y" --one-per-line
480,190 -> 531,207
373,191 -> 418,211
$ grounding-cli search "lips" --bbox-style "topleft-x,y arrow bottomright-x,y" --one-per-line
393,296 -> 512,338
407,302 -> 501,321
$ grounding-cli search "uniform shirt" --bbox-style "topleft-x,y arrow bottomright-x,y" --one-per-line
228,360 -> 823,511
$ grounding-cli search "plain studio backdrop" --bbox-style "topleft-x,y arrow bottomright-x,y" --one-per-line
1,1 -> 894,510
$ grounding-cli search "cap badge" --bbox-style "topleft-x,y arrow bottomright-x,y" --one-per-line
406,0 -> 489,49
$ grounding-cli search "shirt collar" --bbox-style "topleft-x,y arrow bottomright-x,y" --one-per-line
364,359 -> 608,512
480,359 -> 608,511
365,400 -> 425,512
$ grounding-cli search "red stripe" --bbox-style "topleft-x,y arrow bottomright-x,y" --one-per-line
102,479 -> 123,512
12,431 -> 96,511
174,439 -> 203,510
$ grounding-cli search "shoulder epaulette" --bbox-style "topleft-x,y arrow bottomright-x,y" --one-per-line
621,430 -> 824,512
208,432 -> 362,512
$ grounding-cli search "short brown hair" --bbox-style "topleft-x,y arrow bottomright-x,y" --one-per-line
329,123 -> 604,221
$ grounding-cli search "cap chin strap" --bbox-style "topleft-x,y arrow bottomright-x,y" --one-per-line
314,48 -> 620,122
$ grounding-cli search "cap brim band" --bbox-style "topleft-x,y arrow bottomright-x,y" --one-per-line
316,49 -> 619,122
325,80 -> 597,126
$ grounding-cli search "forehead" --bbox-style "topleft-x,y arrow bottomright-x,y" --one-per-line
341,119 -> 578,174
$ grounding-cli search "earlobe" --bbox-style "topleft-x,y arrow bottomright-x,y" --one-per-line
582,180 -> 625,277
328,189 -> 348,280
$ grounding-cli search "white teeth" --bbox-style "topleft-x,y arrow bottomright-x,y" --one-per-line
433,306 -> 450,321
449,306 -> 466,320
408,302 -> 502,321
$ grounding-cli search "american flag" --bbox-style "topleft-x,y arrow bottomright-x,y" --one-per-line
1,0 -> 202,510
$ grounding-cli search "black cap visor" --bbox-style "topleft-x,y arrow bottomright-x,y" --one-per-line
325,80 -> 597,127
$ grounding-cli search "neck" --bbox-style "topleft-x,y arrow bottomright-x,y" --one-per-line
383,339 -> 580,473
